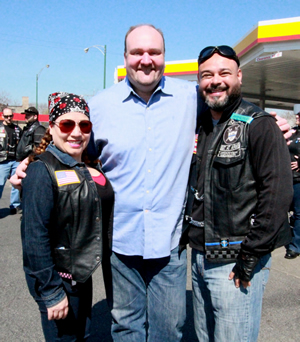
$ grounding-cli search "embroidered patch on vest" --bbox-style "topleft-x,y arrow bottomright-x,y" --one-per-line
193,134 -> 198,154
223,124 -> 242,144
230,113 -> 253,124
55,170 -> 80,187
217,122 -> 243,158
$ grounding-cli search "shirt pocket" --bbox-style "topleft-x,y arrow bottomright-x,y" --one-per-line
212,149 -> 247,191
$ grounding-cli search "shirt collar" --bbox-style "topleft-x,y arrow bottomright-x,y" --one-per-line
46,143 -> 84,167
122,76 -> 172,103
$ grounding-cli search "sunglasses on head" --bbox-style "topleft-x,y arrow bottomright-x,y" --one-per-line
53,119 -> 92,134
3,115 -> 13,118
198,45 -> 240,66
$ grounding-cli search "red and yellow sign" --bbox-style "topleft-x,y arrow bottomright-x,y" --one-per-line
117,60 -> 198,81
235,17 -> 300,57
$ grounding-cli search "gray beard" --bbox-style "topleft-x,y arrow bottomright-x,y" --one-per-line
202,86 -> 241,112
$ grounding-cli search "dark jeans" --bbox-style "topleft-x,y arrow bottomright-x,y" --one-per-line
288,182 -> 300,253
27,275 -> 92,342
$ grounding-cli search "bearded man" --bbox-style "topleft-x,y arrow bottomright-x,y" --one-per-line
180,45 -> 293,342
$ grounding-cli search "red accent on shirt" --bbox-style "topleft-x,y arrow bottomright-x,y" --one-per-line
92,173 -> 106,186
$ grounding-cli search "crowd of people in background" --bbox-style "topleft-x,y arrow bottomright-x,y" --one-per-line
0,106 -> 45,214
286,111 -> 300,259
1,23 -> 298,342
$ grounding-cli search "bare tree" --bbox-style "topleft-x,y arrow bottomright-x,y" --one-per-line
29,102 -> 48,114
0,90 -> 12,109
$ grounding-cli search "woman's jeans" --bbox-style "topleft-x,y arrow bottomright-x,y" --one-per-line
26,275 -> 92,342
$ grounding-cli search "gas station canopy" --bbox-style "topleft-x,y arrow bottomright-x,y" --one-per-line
116,16 -> 300,110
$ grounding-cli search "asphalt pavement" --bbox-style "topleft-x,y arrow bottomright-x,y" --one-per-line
0,183 -> 299,341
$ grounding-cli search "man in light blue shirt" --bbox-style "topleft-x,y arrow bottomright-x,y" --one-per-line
88,24 -> 197,341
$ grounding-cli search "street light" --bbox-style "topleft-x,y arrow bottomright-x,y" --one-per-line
36,64 -> 50,109
84,45 -> 107,89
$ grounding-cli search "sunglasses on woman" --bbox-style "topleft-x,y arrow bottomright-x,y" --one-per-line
53,119 -> 92,134
198,45 -> 240,66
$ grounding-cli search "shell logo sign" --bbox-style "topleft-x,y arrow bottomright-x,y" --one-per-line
116,60 -> 198,82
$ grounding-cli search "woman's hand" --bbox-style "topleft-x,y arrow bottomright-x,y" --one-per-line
47,296 -> 69,320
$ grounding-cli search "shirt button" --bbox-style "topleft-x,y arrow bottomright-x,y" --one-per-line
149,148 -> 152,151
148,169 -> 151,173
96,256 -> 100,261
96,236 -> 100,241
148,127 -> 151,130
95,217 -> 100,222
95,197 -> 99,202
146,190 -> 149,193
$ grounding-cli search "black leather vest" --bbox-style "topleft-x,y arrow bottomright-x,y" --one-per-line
183,100 -> 291,260
0,123 -> 22,162
16,121 -> 45,161
203,108 -> 263,259
37,151 -> 107,282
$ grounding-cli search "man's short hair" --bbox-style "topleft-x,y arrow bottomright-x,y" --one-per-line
2,107 -> 13,115
124,24 -> 165,54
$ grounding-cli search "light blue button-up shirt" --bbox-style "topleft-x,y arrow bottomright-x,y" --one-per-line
88,76 -> 197,258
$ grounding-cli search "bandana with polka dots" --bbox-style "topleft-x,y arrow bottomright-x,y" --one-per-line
48,92 -> 90,122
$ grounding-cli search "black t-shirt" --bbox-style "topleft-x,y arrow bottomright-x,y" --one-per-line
4,124 -> 20,160
94,175 -> 114,242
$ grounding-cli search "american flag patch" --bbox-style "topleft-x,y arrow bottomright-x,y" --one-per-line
55,170 -> 80,187
193,134 -> 198,154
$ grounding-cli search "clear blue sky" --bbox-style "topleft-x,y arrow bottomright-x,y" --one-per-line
1,0 -> 300,107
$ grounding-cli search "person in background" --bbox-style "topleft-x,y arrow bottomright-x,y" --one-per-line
181,45 -> 293,342
0,107 -> 22,214
285,111 -> 300,259
21,92 -> 113,341
16,106 -> 46,162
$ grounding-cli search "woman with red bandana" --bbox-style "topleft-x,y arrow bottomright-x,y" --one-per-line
21,92 -> 114,341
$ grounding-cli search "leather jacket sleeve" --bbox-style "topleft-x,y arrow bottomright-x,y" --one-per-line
33,125 -> 46,147
241,116 -> 293,254
21,160 -> 65,308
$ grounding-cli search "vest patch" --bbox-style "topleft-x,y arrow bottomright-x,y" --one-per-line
223,124 -> 242,144
193,134 -> 198,154
55,170 -> 80,187
218,142 -> 241,158
230,113 -> 253,124
218,123 -> 243,158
